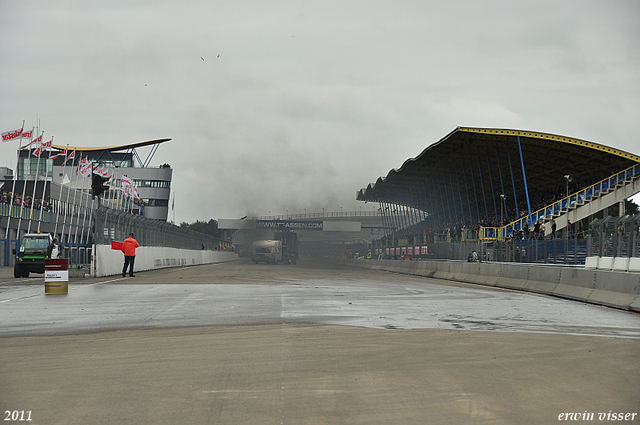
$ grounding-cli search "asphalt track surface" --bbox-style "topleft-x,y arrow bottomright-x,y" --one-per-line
1,258 -> 639,424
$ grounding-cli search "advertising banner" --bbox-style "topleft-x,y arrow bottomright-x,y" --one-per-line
256,220 -> 323,231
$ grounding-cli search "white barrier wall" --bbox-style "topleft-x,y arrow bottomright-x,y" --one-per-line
345,259 -> 640,313
92,245 -> 239,277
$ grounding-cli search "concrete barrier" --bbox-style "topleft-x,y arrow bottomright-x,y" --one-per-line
495,263 -> 529,291
598,257 -> 614,270
93,244 -> 239,277
552,268 -> 596,303
343,258 -> 640,312
587,271 -> 640,310
629,258 -> 640,273
523,265 -> 561,295
585,256 -> 599,269
613,257 -> 630,272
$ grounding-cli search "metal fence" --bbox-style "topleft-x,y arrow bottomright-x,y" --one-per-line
587,214 -> 640,258
376,236 -> 588,265
93,206 -> 225,251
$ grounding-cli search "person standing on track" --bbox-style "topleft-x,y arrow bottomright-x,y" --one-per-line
121,233 -> 139,277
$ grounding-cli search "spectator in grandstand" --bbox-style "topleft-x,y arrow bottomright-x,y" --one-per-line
551,219 -> 557,239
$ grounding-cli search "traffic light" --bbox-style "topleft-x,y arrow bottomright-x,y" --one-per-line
91,173 -> 110,198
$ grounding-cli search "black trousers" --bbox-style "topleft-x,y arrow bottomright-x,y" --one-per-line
123,256 -> 135,276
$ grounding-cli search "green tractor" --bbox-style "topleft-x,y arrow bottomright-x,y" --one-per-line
14,233 -> 52,278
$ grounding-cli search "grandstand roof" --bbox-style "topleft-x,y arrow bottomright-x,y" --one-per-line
357,127 -> 640,224
51,138 -> 171,152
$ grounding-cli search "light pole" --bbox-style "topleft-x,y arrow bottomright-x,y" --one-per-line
564,174 -> 572,201
564,175 -> 572,239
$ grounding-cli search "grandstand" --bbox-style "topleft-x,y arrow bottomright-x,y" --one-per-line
357,127 -> 640,264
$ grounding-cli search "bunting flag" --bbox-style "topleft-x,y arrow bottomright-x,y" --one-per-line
50,149 -> 67,160
79,161 -> 92,177
21,127 -> 34,140
76,156 -> 86,175
1,126 -> 23,142
30,132 -> 43,146
32,138 -> 52,158
121,175 -> 133,196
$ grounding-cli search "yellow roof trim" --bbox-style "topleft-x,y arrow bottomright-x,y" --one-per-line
51,138 -> 171,152
458,127 -> 640,163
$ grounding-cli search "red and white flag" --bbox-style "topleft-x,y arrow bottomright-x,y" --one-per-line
1,126 -> 23,142
31,133 -> 43,145
66,150 -> 76,164
21,127 -> 34,140
79,161 -> 92,177
33,147 -> 44,157
42,139 -> 53,148
121,175 -> 133,196
50,149 -> 67,160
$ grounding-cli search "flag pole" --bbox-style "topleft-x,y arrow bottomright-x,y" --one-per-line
53,144 -> 69,237
4,120 -> 24,240
17,129 -> 40,235
37,136 -> 53,231
60,150 -> 78,248
27,131 -> 44,234
67,153 -> 84,254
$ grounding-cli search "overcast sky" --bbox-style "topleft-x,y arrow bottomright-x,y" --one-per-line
1,1 -> 639,223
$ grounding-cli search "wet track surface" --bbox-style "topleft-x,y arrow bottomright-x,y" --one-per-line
2,258 -> 640,425
1,258 -> 639,338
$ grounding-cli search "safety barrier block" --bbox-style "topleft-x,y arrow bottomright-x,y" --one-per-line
477,263 -> 501,287
629,258 -> 640,273
495,263 -> 529,291
456,261 -> 481,285
524,265 -> 562,295
415,261 -> 436,278
587,270 -> 640,310
597,257 -> 614,270
630,295 -> 640,313
437,261 -> 456,281
449,262 -> 464,281
585,256 -> 599,270
552,268 -> 595,303
613,257 -> 630,272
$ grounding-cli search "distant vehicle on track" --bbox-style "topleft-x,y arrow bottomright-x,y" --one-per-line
251,229 -> 299,264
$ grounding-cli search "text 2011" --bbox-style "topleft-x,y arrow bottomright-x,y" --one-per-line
4,411 -> 32,421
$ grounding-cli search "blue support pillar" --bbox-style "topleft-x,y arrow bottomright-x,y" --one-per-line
447,170 -> 459,225
424,178 -> 440,228
455,165 -> 466,225
438,174 -> 452,225
461,163 -> 473,225
468,159 -> 481,223
486,151 -> 499,224
495,147 -> 509,223
517,136 -> 533,225
505,141 -> 520,219
477,155 -> 489,223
